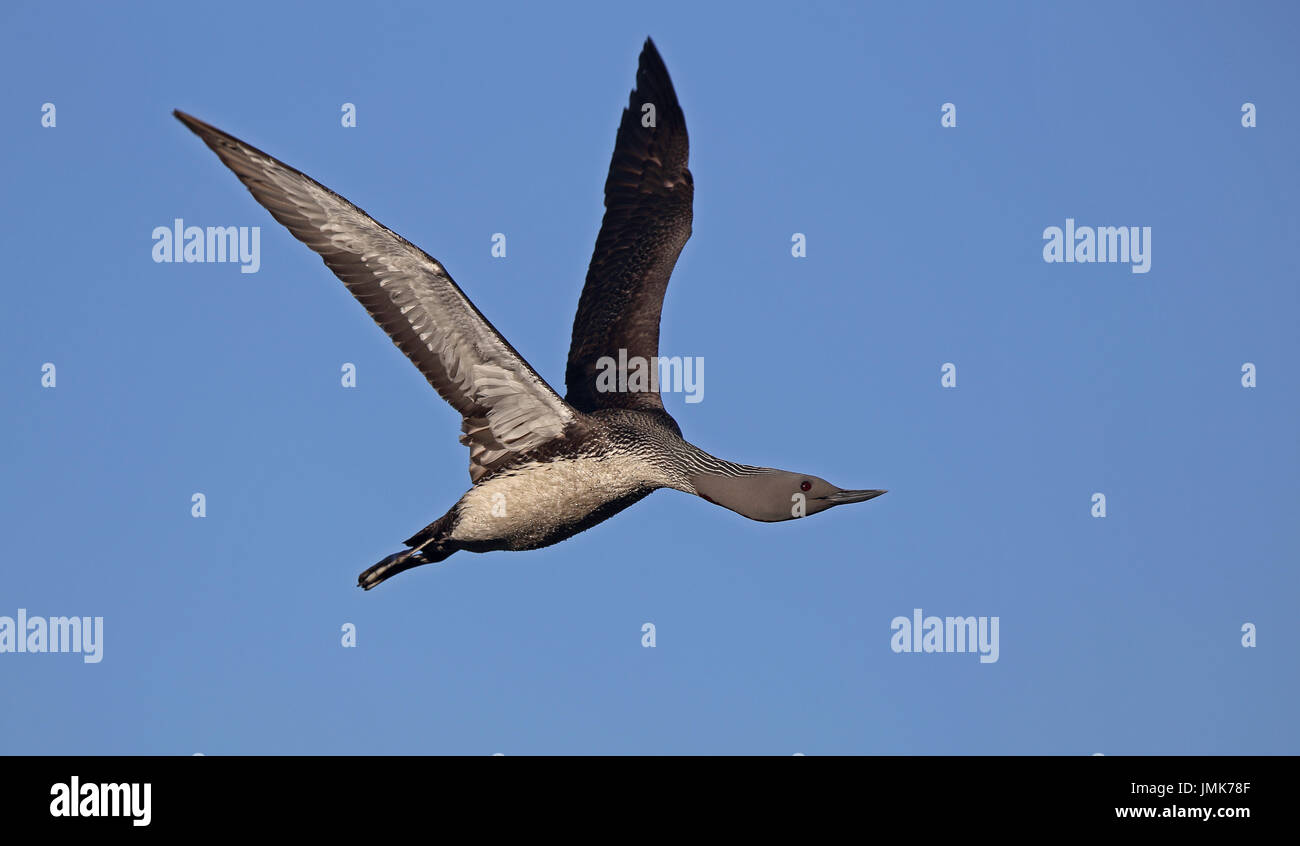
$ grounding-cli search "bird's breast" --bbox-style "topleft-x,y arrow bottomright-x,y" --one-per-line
449,455 -> 669,547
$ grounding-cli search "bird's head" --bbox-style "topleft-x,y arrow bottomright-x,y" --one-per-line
691,468 -> 886,523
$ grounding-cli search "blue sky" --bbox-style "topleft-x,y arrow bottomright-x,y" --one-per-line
2,0 -> 1296,754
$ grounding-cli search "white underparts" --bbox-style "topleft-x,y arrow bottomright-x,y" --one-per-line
450,456 -> 673,544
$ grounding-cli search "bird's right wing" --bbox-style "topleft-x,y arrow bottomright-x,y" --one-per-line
175,110 -> 581,482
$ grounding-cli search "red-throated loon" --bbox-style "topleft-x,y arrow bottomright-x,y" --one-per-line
175,38 -> 886,590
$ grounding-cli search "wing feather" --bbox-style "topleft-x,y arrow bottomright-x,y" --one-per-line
175,110 -> 579,481
564,38 -> 693,414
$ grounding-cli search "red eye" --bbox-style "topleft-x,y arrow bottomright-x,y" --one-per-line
800,481 -> 812,492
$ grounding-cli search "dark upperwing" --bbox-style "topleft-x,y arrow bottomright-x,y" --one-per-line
564,38 -> 693,416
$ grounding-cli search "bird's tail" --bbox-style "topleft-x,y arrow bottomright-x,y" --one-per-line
357,544 -> 454,590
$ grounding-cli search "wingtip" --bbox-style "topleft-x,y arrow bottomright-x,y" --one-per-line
172,110 -> 242,148
634,37 -> 676,100
173,109 -> 206,135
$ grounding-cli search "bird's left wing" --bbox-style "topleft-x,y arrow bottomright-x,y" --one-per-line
564,38 -> 693,415
174,110 -> 581,482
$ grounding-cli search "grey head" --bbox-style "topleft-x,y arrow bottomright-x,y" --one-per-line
691,467 -> 886,523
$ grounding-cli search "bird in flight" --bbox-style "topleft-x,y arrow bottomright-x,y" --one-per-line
175,38 -> 885,590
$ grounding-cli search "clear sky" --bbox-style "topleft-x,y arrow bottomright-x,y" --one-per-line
2,1 -> 1296,755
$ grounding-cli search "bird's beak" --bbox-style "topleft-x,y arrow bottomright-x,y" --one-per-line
822,489 -> 887,505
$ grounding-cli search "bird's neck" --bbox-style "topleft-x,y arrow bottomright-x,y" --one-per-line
673,442 -> 774,508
